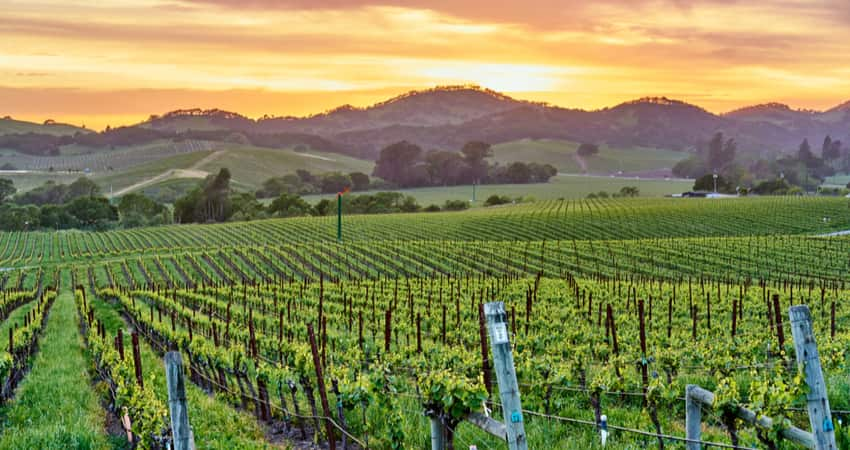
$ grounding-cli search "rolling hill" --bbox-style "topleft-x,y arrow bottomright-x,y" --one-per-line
133,87 -> 850,159
0,117 -> 88,136
4,86 -> 850,196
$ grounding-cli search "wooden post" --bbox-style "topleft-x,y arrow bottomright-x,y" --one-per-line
478,303 -> 491,398
165,351 -> 195,450
131,332 -> 143,389
484,301 -> 528,450
307,324 -> 336,450
430,416 -> 446,450
685,385 -> 702,450
789,305 -> 836,450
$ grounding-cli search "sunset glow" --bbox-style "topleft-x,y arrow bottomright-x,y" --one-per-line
3,0 -> 850,129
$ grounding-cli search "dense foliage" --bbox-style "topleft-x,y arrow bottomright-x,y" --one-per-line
373,141 -> 556,188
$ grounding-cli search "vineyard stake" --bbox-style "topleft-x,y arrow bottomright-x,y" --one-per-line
131,332 -> 143,389
789,305 -> 836,450
307,323 -> 336,449
165,351 -> 196,450
484,301 -> 528,450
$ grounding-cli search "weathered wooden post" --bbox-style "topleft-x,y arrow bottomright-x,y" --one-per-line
307,323 -> 336,450
685,385 -> 703,450
430,416 -> 446,450
165,351 -> 195,450
484,301 -> 528,450
789,305 -> 836,450
131,332 -> 143,389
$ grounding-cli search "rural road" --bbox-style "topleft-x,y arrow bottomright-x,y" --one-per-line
110,150 -> 223,197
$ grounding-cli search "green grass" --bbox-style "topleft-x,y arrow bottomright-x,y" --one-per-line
0,172 -> 81,193
301,174 -> 693,206
195,144 -> 374,190
491,138 -> 687,174
824,174 -> 850,187
89,144 -> 374,195
0,287 -> 109,450
89,296 -> 281,449
0,301 -> 39,345
93,151 -> 214,192
0,118 -> 87,136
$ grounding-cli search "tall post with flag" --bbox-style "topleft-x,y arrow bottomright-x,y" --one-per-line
337,186 -> 350,242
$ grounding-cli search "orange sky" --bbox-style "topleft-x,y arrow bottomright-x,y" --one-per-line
2,0 -> 850,130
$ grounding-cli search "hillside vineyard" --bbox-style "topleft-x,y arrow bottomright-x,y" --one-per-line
2,197 -> 850,448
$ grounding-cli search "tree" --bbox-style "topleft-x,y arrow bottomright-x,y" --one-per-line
693,174 -> 733,193
577,143 -> 599,157
313,199 -> 332,216
230,192 -> 265,221
296,169 -> 316,184
798,138 -> 817,168
823,136 -> 842,161
373,141 -> 425,187
425,151 -> 465,185
320,172 -> 351,194
67,176 -> 101,200
460,141 -> 492,182
443,200 -> 469,211
65,196 -> 118,230
484,195 -> 511,207
173,168 -> 233,223
527,163 -> 557,182
269,193 -> 312,218
618,186 -> 640,197
118,193 -> 168,228
504,162 -> 532,183
706,132 -> 736,170
349,172 -> 370,191
0,178 -> 15,203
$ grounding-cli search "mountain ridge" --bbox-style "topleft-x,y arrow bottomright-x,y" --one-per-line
5,86 -> 850,159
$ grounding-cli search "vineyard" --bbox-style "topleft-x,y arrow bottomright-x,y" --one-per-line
0,196 -> 849,449
0,140 -> 215,173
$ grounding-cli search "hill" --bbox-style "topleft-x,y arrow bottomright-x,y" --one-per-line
138,88 -> 850,159
26,86 -> 840,163
4,86 -> 850,193
0,117 -> 88,136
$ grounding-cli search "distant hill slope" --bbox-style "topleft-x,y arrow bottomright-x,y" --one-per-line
6,86 -> 850,168
0,117 -> 88,136
135,87 -> 850,160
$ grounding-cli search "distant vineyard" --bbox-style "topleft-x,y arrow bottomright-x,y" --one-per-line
0,197 -> 848,268
0,139 -> 213,172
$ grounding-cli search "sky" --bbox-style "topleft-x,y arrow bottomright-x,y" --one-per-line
2,0 -> 850,130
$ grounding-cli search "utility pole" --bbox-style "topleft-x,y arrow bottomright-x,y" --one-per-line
336,186 -> 349,242
484,301 -> 527,450
337,193 -> 342,242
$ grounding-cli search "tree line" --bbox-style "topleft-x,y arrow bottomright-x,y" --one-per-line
0,177 -> 163,231
373,141 -> 557,188
0,127 -> 342,157
173,168 -> 484,224
674,132 -> 847,194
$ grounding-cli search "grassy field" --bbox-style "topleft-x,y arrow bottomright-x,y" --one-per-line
93,150 -> 214,193
0,171 -> 82,193
90,144 -> 374,195
194,144 -> 373,190
0,286 -> 110,450
491,138 -> 687,174
301,174 -> 693,206
0,118 -> 87,136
